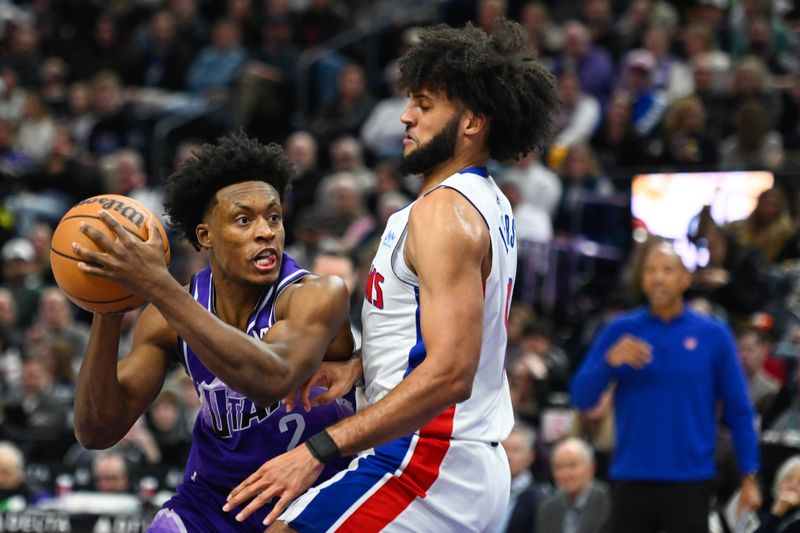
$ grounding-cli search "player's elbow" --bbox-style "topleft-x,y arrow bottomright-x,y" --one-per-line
451,379 -> 473,403
74,422 -> 120,450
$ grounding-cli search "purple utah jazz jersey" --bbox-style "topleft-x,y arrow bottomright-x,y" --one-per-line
178,253 -> 354,491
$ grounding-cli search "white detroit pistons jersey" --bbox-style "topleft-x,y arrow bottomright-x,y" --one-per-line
360,166 -> 516,444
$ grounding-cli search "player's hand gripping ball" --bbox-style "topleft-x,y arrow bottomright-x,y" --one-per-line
50,195 -> 171,313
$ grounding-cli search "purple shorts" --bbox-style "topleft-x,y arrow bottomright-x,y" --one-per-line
147,480 -> 270,533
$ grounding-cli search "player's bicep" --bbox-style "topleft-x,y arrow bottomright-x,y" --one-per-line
408,191 -> 488,375
263,277 -> 351,380
117,305 -> 176,415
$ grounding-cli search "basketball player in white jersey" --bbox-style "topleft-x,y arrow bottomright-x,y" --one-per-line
225,19 -> 559,532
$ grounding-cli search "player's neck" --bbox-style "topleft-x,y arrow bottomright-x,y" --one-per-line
211,274 -> 264,331
418,150 -> 488,196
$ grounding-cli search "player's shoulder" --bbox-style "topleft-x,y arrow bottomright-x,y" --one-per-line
276,274 -> 349,319
410,186 -> 487,240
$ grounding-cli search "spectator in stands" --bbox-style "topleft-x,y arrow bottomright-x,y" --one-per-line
499,151 -> 561,221
690,54 -> 729,142
311,247 -> 362,342
15,93 -> 56,166
696,0 -> 733,53
0,237 -> 42,330
568,386 -> 615,481
500,422 -> 548,533
720,99 -> 785,171
99,148 -> 164,224
571,240 -> 761,533
0,441 -> 48,509
25,222 -> 53,286
235,13 -> 299,142
167,0 -> 209,53
613,0 -> 678,60
521,318 -> 571,394
726,187 -> 794,264
91,451 -> 131,493
314,171 -> 375,253
731,11 -> 799,75
590,90 -> 648,173
552,72 -> 601,150
536,437 -> 611,533
693,222 -> 772,320
2,22 -> 42,90
506,303 -> 536,367
499,176 -> 553,245
657,95 -> 718,167
582,0 -> 615,54
137,10 -> 194,92
779,73 -> 800,150
681,23 -> 731,82
727,56 -> 780,134
754,455 -> 800,532
509,355 -> 543,428
641,26 -> 693,104
2,357 -> 73,463
518,2 -> 563,58
0,119 -> 33,181
551,21 -> 614,106
360,61 -> 407,160
145,390 -> 191,470
553,144 -> 613,236
309,63 -> 375,150
327,136 -> 376,194
621,49 -> 668,139
28,127 -> 100,209
70,14 -> 144,86
27,287 -> 90,376
0,68 -> 25,123
87,71 -> 141,158
64,82 -> 95,155
737,326 -> 780,419
185,18 -> 246,100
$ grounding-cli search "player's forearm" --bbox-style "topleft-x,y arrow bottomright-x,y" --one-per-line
148,284 -> 292,406
74,314 -> 132,448
326,359 -> 471,456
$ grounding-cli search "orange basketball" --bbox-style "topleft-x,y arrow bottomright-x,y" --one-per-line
49,194 -> 171,313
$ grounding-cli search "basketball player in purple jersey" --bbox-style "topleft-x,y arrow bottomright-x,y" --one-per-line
71,132 -> 355,532
226,20 -> 559,532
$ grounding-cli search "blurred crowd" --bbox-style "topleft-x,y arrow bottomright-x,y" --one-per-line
0,0 -> 798,529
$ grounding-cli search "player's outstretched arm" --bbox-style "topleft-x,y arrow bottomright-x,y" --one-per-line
226,188 -> 488,524
74,305 -> 175,449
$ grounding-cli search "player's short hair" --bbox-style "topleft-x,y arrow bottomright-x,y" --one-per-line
397,19 -> 559,162
164,131 -> 295,250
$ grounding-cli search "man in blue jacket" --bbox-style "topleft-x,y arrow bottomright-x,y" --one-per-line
571,240 -> 761,532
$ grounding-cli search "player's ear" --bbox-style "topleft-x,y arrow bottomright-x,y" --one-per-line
463,111 -> 488,137
196,224 -> 211,249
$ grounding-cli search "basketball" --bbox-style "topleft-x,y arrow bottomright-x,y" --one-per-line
49,194 -> 171,313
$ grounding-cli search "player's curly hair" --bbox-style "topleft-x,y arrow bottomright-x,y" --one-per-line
163,131 -> 295,250
398,19 -> 559,162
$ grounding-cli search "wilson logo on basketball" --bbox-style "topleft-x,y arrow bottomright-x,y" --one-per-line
77,197 -> 146,229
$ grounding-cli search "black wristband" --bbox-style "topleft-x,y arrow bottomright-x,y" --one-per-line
305,430 -> 341,463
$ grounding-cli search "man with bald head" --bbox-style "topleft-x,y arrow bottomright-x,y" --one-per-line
571,240 -> 761,533
537,437 -> 609,533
